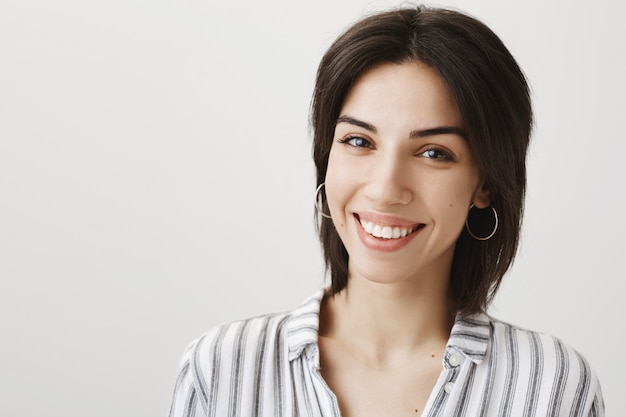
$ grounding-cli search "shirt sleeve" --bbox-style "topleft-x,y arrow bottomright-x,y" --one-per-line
168,340 -> 205,417
587,377 -> 605,417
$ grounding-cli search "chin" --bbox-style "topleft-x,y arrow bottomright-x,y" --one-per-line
349,260 -> 418,286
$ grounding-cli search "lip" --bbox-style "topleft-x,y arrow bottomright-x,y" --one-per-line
354,213 -> 424,253
356,212 -> 421,228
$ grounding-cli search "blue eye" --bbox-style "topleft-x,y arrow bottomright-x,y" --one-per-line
339,136 -> 372,148
420,148 -> 454,161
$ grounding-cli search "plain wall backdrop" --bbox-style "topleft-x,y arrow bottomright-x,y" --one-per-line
1,0 -> 623,415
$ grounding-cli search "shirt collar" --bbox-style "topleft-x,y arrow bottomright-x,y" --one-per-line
286,289 -> 325,362
446,313 -> 491,364
286,289 -> 492,364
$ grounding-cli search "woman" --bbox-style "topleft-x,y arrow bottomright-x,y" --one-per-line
169,6 -> 604,417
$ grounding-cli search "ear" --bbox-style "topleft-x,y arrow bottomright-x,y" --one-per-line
472,181 -> 491,209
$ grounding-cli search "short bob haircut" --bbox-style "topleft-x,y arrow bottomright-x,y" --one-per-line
312,6 -> 532,315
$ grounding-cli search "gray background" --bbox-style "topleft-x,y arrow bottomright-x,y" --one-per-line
1,0 -> 623,415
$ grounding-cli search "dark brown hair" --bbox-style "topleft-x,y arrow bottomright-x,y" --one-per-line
312,6 -> 532,315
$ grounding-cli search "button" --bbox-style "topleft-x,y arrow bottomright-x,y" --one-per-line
448,353 -> 463,367
444,382 -> 454,394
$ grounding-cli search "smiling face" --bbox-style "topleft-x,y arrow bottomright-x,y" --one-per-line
324,61 -> 490,288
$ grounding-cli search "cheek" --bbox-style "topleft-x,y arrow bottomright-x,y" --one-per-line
323,151 -> 347,220
447,182 -> 477,207
422,173 -> 477,222
324,149 -> 363,229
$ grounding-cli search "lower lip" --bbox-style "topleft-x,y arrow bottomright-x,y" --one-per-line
354,216 -> 423,253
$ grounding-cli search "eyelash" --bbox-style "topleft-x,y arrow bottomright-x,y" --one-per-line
338,135 -> 372,148
338,136 -> 455,162
419,147 -> 455,162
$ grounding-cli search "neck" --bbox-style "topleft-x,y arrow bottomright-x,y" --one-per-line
319,267 -> 455,365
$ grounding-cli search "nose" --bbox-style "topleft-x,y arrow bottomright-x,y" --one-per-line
363,153 -> 412,207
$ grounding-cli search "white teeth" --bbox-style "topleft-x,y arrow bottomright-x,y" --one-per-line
362,220 -> 374,234
359,219 -> 415,240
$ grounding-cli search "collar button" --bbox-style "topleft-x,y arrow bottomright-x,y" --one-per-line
448,353 -> 464,367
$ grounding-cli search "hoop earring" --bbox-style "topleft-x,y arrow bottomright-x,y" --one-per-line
465,204 -> 498,241
315,183 -> 332,219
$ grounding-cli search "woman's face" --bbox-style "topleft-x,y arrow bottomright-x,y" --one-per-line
325,61 -> 489,287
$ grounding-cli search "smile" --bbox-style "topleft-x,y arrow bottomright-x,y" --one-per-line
356,215 -> 424,240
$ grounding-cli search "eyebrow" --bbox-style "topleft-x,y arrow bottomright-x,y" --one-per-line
411,126 -> 468,140
336,115 -> 468,140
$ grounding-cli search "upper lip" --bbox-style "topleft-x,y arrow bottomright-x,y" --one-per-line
355,212 -> 423,228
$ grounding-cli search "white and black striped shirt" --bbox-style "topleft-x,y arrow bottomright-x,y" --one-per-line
168,290 -> 604,417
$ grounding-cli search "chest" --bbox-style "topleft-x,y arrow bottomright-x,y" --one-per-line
290,344 -> 469,417
320,359 -> 442,417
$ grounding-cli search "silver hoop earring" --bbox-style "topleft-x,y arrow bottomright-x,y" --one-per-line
315,183 -> 332,219
465,204 -> 498,241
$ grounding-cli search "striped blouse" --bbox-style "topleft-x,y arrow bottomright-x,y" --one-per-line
168,290 -> 604,417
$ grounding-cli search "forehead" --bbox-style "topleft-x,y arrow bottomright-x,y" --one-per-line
339,61 -> 463,132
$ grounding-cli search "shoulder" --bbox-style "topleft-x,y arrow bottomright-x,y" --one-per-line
168,311 -> 292,417
485,316 -> 605,416
168,290 -> 324,417
185,289 -> 323,369
486,315 -> 594,370
184,310 -> 293,371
